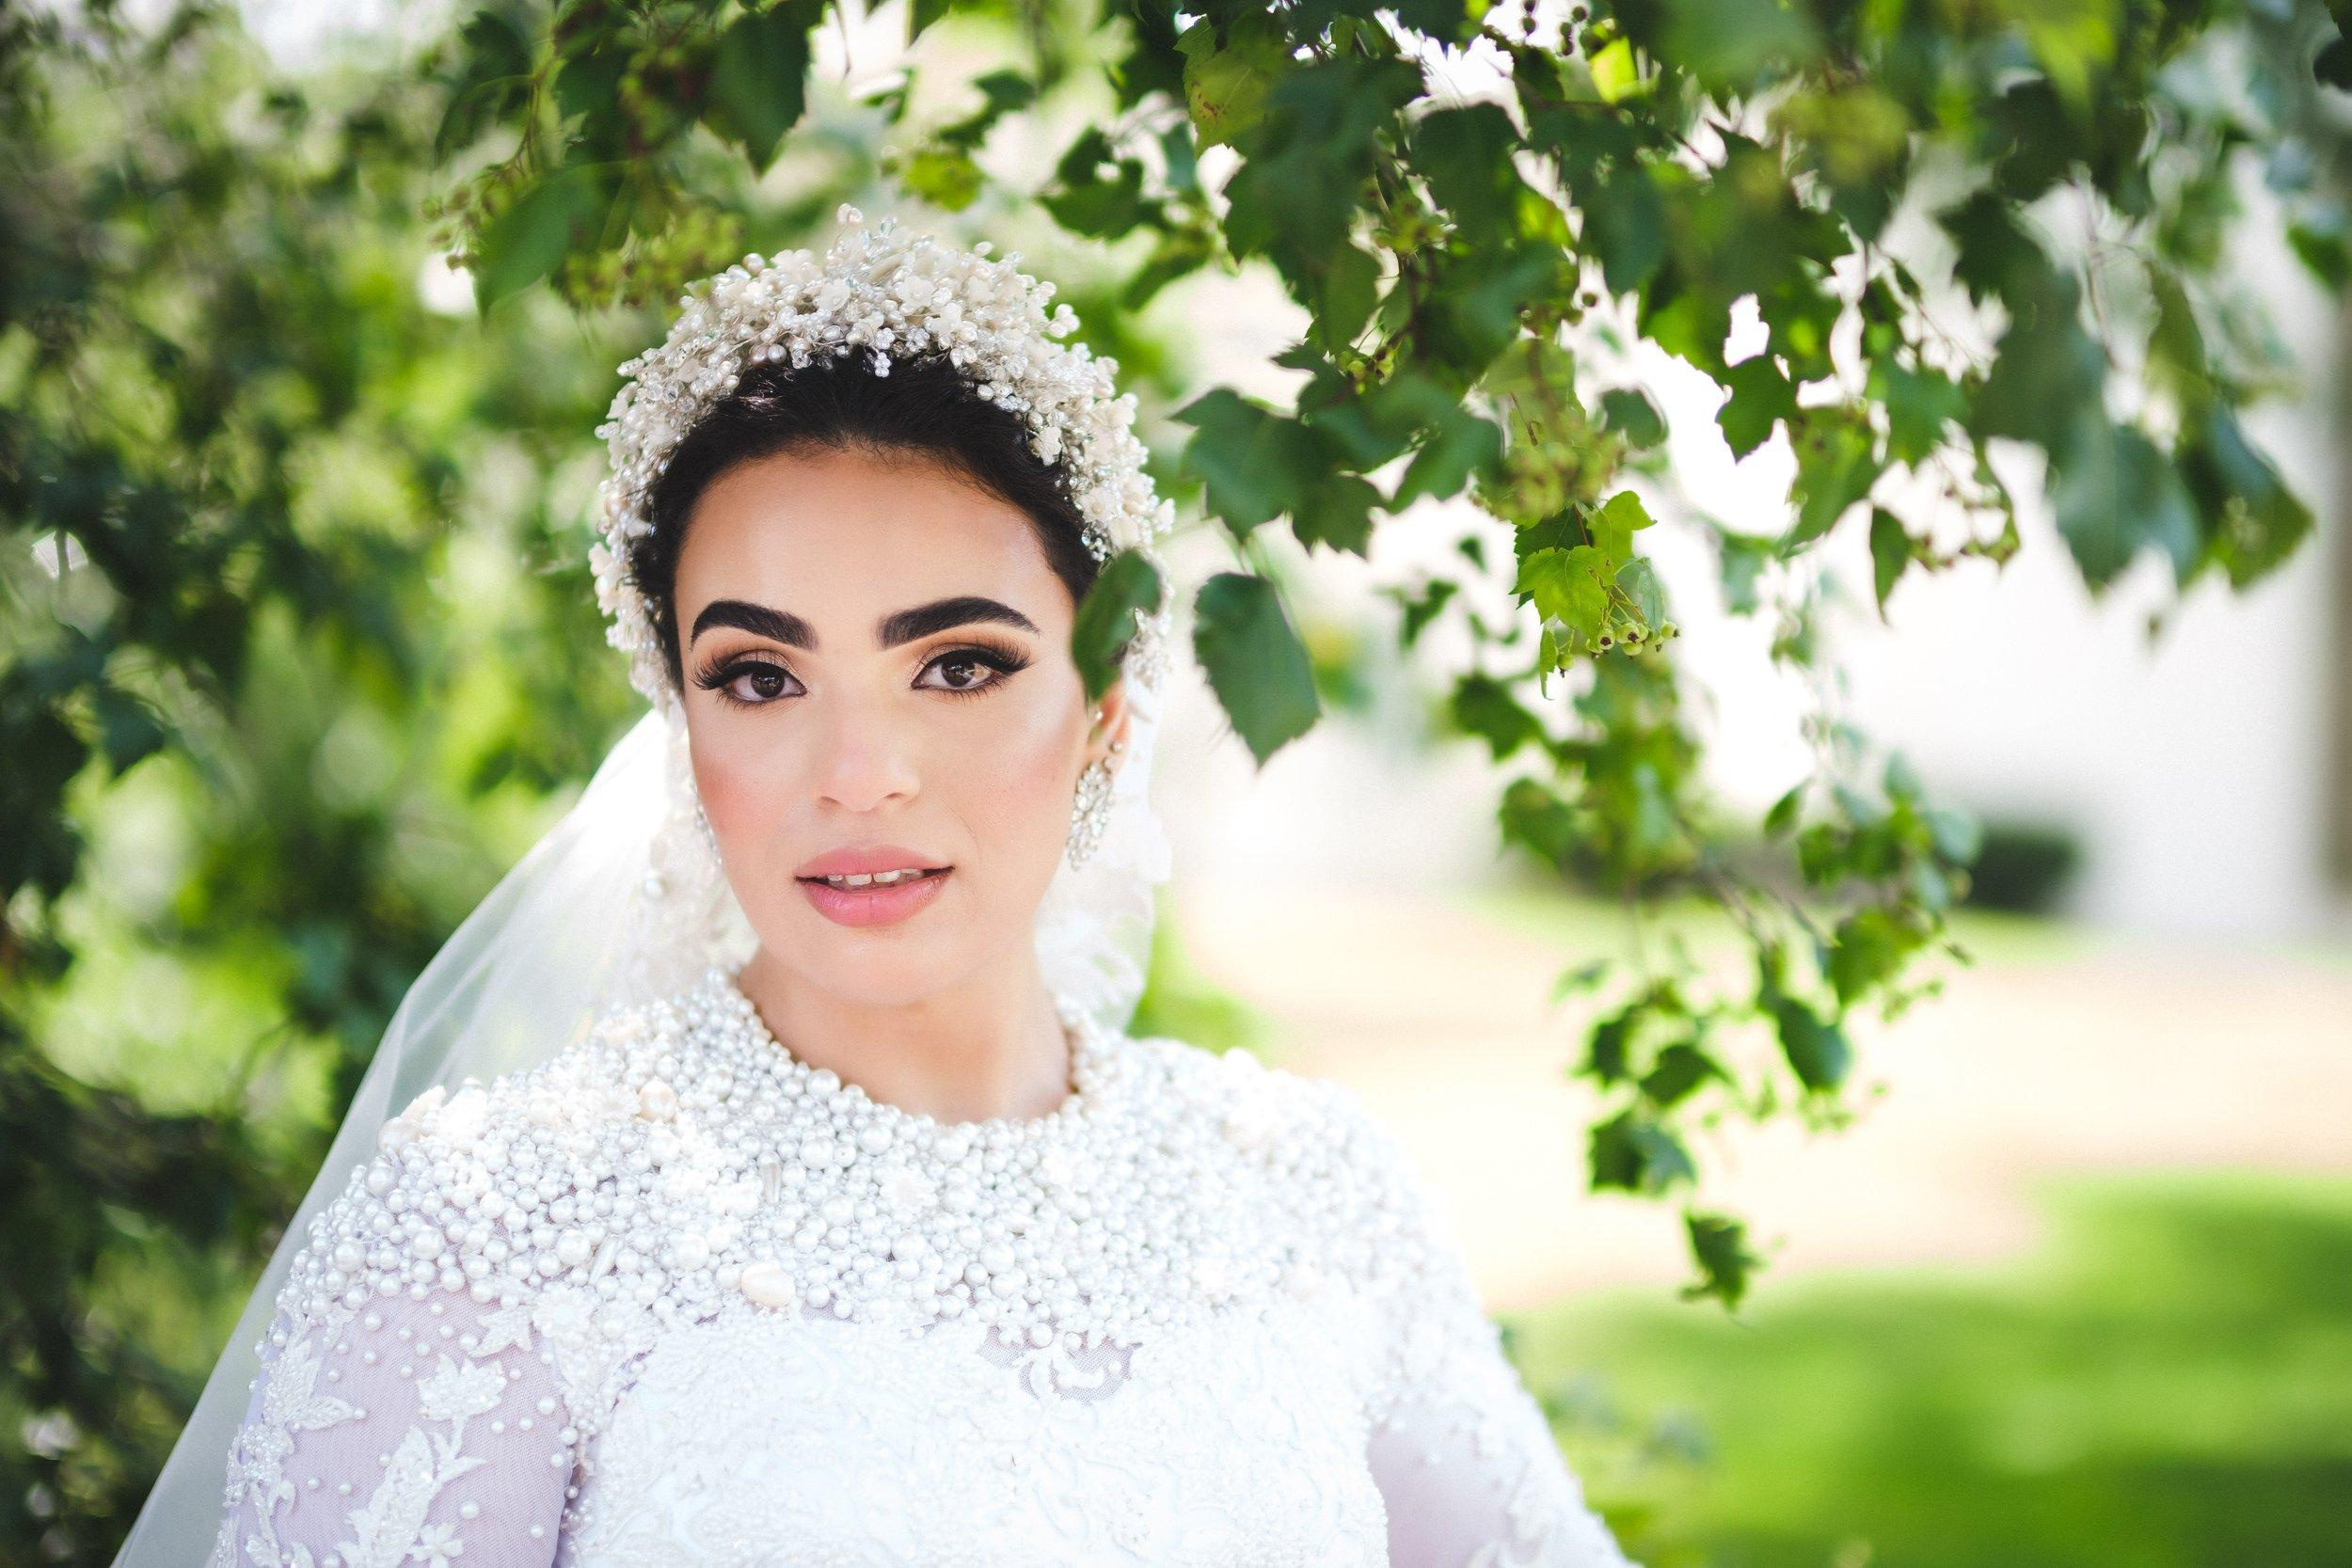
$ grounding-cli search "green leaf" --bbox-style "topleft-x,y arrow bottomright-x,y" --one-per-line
1314,369 -> 1458,470
1615,557 -> 1666,626
1868,505 -> 1911,619
1770,994 -> 1851,1091
1600,387 -> 1667,449
473,164 -> 610,310
909,0 -> 953,44
1787,405 -> 1880,546
1878,361 -> 1965,467
1223,55 -> 1420,289
1590,1109 -> 1696,1194
1716,354 -> 1797,459
1518,546 -> 1611,638
1551,957 -> 1615,1002
707,3 -> 817,170
1501,776 -> 1578,864
1176,13 -> 1285,149
553,43 -> 628,130
1043,128 -> 1151,237
1192,572 -> 1321,764
1641,1040 -> 1722,1108
2314,32 -> 2352,88
435,10 -> 533,163
1588,489 -> 1654,562
1450,672 -> 1544,759
1883,750 -> 1922,803
1392,405 -> 1503,507
900,146 -> 984,212
1973,283 -> 2105,445
2180,402 -> 2315,590
1422,243 -> 1565,375
1582,164 -> 1666,293
1171,388 -> 1337,536
1679,1210 -> 1760,1310
1071,549 -> 1164,702
90,687 -> 168,773
1661,0 -> 1823,91
1293,473 -> 1380,557
1584,1008 -> 1635,1082
1414,103 -> 1527,233
1827,909 -> 1906,1007
1311,244 -> 1382,354
1588,38 -> 1645,102
2047,410 -> 2198,590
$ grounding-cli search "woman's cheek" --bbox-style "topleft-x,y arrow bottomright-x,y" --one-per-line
962,707 -> 1081,885
691,743 -> 768,868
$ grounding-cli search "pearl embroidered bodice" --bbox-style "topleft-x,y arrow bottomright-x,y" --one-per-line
207,968 -> 1641,1567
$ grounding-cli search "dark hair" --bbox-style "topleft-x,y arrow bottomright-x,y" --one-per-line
630,350 -> 1102,694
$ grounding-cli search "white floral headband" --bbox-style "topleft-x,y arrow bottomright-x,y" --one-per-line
588,204 -> 1178,708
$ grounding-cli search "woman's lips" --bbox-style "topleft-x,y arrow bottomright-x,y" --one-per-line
798,866 -> 951,927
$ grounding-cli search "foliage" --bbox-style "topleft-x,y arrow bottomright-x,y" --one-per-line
0,6 -> 638,1555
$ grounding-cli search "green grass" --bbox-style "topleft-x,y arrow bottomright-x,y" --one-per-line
1514,1171 -> 2352,1568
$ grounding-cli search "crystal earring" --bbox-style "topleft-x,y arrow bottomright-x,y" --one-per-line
1065,719 -> 1123,870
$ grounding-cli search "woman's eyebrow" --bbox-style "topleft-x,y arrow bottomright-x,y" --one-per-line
688,595 -> 1039,652
876,595 -> 1040,648
690,599 -> 814,650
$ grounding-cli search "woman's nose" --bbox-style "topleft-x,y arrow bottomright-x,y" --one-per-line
806,695 -> 921,814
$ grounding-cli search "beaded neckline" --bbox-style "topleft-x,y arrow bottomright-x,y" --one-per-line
702,966 -> 1118,1146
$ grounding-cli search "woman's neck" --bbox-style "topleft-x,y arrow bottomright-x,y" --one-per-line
729,950 -> 1075,1126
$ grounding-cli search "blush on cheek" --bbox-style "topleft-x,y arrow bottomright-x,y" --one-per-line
691,757 -> 761,853
961,721 -> 1085,873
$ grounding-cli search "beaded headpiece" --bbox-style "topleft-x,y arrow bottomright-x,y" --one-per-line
588,203 -> 1178,707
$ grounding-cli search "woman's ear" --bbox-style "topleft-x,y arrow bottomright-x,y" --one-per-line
1087,676 -> 1133,773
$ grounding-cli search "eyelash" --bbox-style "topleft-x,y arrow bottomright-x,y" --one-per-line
691,642 -> 1032,710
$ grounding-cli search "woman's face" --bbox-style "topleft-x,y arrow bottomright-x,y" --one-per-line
671,442 -> 1127,1008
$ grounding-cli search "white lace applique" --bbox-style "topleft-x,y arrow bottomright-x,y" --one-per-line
207,1290 -> 579,1568
207,970 -> 1643,1567
1337,1087 -> 1641,1568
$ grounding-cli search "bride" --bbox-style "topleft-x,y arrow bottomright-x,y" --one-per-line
114,207 -> 1641,1567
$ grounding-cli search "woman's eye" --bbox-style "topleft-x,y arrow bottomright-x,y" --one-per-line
919,647 -> 1025,697
699,659 -> 799,707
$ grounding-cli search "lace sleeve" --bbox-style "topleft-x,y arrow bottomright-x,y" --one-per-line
1336,1089 -> 1641,1568
207,1287 -> 577,1568
201,1075 -> 590,1568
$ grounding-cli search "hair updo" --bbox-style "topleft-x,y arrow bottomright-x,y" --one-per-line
629,351 -> 1104,697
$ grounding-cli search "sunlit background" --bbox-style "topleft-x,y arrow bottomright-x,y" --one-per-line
1136,86 -> 2352,1566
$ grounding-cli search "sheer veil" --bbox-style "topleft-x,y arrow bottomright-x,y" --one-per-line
109,211 -> 1177,1563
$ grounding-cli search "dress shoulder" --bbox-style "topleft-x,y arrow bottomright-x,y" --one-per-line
208,1004 -> 670,1568
265,996 -> 674,1381
1121,1034 -> 1461,1307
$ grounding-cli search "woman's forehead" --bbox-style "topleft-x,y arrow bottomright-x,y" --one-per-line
675,449 -> 1063,623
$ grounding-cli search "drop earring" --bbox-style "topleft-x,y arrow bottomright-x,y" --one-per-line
1065,715 -> 1123,870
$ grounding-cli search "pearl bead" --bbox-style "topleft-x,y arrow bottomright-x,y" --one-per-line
264,963 -> 1432,1440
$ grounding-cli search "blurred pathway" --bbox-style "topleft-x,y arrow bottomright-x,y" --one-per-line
1171,877 -> 2352,1312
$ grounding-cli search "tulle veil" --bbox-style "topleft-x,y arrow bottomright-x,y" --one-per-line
110,655 -> 1172,1559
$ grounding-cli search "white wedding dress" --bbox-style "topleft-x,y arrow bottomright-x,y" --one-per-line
204,967 -> 1640,1567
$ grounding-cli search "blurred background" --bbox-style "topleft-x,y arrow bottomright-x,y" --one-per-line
1146,142 -> 2352,1565
7,1 -> 2348,1565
